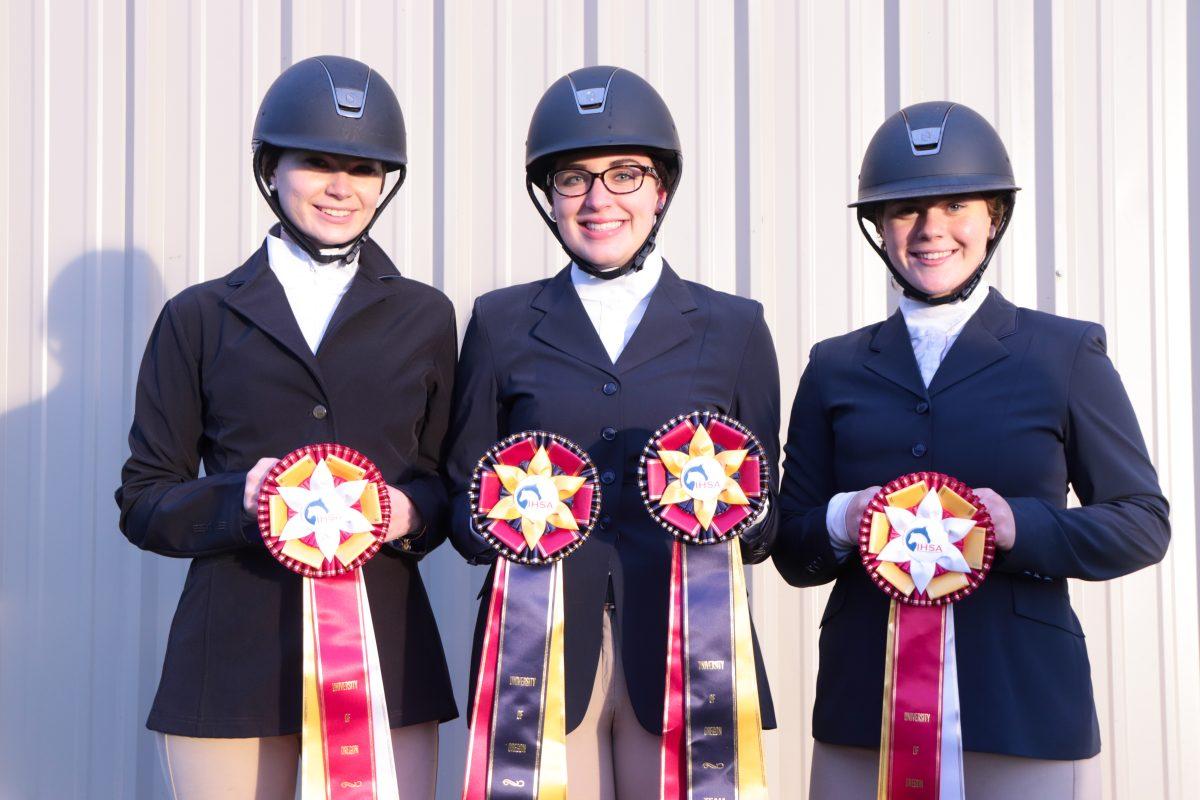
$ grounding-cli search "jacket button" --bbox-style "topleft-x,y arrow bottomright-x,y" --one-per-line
915,401 -> 930,414
602,381 -> 619,396
312,404 -> 328,420
911,442 -> 927,457
600,470 -> 616,485
599,514 -> 612,529
601,426 -> 617,441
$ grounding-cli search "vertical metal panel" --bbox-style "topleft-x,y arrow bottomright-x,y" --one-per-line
0,1 -> 1196,798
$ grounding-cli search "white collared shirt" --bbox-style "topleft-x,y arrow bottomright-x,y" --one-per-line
266,233 -> 359,353
570,253 -> 664,363
825,287 -> 990,556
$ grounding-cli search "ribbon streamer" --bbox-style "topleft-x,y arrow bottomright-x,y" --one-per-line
642,410 -> 771,800
859,473 -> 994,800
258,444 -> 398,800
463,560 -> 568,800
661,539 -> 767,800
462,432 -> 598,800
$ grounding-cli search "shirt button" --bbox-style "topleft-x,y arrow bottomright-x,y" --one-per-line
911,442 -> 927,457
602,381 -> 619,396
601,426 -> 617,441
312,404 -> 328,420
915,401 -> 930,414
601,470 -> 616,485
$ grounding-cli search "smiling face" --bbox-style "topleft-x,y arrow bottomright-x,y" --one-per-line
880,195 -> 997,298
550,151 -> 667,272
271,149 -> 385,246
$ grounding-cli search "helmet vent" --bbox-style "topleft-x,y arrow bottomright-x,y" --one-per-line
573,87 -> 606,114
909,127 -> 942,155
316,58 -> 370,119
337,88 -> 365,114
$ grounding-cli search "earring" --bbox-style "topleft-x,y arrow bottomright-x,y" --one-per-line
268,183 -> 276,192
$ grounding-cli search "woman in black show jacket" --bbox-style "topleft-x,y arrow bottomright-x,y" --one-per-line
771,102 -> 1170,799
444,66 -> 779,798
115,57 -> 455,798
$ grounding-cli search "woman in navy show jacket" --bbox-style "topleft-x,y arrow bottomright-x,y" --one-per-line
115,57 -> 456,798
772,102 -> 1169,799
445,66 -> 779,798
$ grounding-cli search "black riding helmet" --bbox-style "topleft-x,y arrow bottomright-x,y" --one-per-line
525,66 -> 682,280
252,55 -> 407,264
851,101 -> 1020,304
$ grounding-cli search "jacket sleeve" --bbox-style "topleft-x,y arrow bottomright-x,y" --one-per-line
771,342 -> 845,586
443,301 -> 502,565
115,298 -> 260,557
997,324 -> 1170,580
732,304 -> 782,564
389,306 -> 458,559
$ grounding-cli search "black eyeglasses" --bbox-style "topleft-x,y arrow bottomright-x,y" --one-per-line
549,164 -> 659,197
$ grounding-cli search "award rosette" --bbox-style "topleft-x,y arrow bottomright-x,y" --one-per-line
462,431 -> 601,800
858,472 -> 996,800
638,411 -> 769,800
257,444 -> 398,800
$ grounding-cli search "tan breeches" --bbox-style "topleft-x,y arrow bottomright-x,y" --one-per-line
564,607 -> 662,800
156,720 -> 438,800
809,740 -> 1102,800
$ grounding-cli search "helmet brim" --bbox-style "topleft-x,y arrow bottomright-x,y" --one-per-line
850,174 -> 1019,207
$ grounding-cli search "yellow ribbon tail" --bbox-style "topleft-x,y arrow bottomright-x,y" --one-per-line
537,562 -> 568,800
730,542 -> 768,799
878,600 -> 898,800
300,578 -> 326,798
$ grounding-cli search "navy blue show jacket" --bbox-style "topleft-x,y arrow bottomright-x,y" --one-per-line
772,289 -> 1169,760
116,239 -> 459,737
444,263 -> 780,735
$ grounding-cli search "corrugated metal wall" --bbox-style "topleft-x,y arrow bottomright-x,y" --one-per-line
1,1 -> 1196,797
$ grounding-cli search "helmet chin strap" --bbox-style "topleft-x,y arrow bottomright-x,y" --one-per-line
855,196 -> 1016,305
525,179 -> 676,280
253,147 -> 405,265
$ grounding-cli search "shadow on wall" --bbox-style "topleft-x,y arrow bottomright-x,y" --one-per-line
0,249 -> 189,799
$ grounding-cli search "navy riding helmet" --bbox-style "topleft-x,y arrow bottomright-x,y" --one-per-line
851,101 -> 1020,304
252,55 -> 407,264
525,66 -> 682,279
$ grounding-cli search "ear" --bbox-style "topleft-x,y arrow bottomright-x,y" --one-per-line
656,185 -> 668,213
989,223 -> 997,239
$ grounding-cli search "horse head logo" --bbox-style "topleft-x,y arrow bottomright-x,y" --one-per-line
516,484 -> 544,509
904,527 -> 932,551
303,498 -> 330,525
683,463 -> 711,492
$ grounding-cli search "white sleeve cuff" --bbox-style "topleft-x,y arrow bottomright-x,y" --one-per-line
825,490 -> 860,561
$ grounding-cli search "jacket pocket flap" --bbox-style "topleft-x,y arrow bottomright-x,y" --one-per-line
1011,578 -> 1084,637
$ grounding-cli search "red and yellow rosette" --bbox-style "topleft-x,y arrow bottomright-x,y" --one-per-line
638,411 -> 769,800
462,432 -> 600,800
858,472 -> 995,800
257,444 -> 398,800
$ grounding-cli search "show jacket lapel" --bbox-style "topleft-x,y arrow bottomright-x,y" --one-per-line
320,240 -> 402,351
927,289 -> 1017,397
865,310 -> 928,400
614,262 -> 698,374
223,245 -> 321,380
531,266 -> 619,377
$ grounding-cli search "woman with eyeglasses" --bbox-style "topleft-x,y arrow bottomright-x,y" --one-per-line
445,66 -> 780,799
116,57 -> 457,799
771,101 -> 1169,798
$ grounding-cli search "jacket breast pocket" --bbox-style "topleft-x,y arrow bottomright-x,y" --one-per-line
1010,577 -> 1084,637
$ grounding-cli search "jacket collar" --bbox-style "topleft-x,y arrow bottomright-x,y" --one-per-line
866,287 -> 1018,398
530,260 -> 699,376
223,236 -> 402,371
